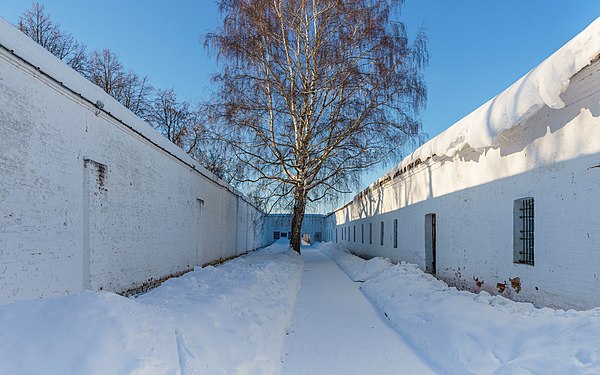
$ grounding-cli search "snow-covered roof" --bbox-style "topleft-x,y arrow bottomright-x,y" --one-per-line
371,17 -> 600,190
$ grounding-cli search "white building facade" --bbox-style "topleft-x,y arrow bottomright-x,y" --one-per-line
264,214 -> 325,244
327,19 -> 600,309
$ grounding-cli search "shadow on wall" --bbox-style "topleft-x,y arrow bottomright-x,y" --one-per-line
384,99 -> 598,218
334,150 -> 600,309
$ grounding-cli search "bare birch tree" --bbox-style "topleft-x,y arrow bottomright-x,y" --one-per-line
147,88 -> 206,154
86,49 -> 153,118
18,2 -> 87,73
206,0 -> 427,253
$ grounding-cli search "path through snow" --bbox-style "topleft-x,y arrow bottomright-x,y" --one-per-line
2,241 -> 600,374
281,247 -> 437,375
321,242 -> 600,374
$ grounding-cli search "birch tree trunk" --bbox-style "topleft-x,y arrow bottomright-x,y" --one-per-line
206,0 -> 428,249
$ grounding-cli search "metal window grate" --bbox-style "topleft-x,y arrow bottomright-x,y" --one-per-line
516,198 -> 534,265
393,219 -> 398,248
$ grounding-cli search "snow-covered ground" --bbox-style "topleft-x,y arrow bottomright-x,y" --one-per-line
0,242 -> 303,375
2,240 -> 600,374
320,242 -> 600,374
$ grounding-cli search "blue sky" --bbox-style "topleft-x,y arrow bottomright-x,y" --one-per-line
1,1 -> 599,200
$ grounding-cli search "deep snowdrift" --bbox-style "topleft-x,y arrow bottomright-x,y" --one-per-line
319,242 -> 600,374
0,243 -> 303,375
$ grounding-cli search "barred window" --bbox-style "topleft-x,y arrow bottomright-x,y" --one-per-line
514,197 -> 534,265
393,219 -> 398,248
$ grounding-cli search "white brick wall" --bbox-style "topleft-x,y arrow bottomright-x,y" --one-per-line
0,19 -> 267,304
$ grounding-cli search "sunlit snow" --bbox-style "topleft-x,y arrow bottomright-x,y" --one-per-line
1,241 -> 599,374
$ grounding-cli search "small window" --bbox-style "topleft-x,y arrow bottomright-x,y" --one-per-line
274,231 -> 280,240
514,197 -> 534,265
336,228 -> 338,243
361,224 -> 364,243
380,221 -> 384,246
369,223 -> 372,244
353,225 -> 356,242
281,232 -> 287,238
393,219 -> 398,248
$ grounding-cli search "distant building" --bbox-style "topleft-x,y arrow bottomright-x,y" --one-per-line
265,214 -> 325,244
325,18 -> 600,310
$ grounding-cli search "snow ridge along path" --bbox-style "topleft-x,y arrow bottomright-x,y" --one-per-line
281,246 -> 437,375
0,242 -> 303,375
322,242 -> 600,375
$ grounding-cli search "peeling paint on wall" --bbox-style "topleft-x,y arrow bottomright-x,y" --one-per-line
510,277 -> 522,293
496,283 -> 506,294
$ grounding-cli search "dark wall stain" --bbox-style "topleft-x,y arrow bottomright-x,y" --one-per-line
473,276 -> 484,289
84,159 -> 108,192
96,163 -> 106,191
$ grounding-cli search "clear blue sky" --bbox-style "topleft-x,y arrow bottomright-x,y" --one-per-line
1,1 -> 598,203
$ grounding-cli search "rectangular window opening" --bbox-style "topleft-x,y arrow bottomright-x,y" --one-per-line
380,221 -> 384,246
393,219 -> 398,248
361,224 -> 364,244
514,197 -> 534,266
369,223 -> 373,244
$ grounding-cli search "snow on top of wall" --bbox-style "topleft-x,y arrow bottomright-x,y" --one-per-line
0,17 -> 251,202
371,17 -> 600,190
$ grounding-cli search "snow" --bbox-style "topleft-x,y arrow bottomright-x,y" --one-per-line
3,240 -> 600,374
322,242 -> 600,374
319,245 -> 392,282
0,243 -> 303,375
281,246 -> 436,375
374,17 -> 600,187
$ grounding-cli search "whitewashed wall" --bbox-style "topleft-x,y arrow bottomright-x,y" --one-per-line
0,18 -> 267,304
329,59 -> 600,310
